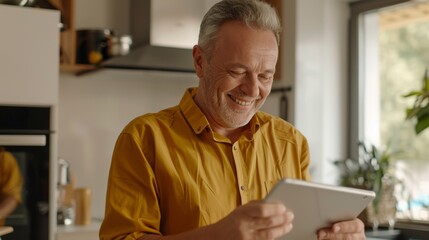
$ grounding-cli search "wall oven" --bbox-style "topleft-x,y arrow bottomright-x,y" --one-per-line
0,105 -> 52,240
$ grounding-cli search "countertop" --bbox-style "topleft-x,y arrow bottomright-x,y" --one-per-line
57,220 -> 101,240
57,220 -> 101,233
0,226 -> 13,237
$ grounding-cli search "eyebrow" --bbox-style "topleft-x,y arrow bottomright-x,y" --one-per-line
263,69 -> 276,74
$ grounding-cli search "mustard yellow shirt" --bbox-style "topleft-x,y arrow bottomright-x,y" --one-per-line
0,151 -> 23,226
100,88 -> 311,240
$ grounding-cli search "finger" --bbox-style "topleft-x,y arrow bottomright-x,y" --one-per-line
249,210 -> 294,230
317,218 -> 365,240
317,231 -> 365,240
244,201 -> 287,218
331,218 -> 365,234
256,221 -> 293,240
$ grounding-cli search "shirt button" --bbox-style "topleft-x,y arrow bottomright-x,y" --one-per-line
233,145 -> 237,150
240,185 -> 246,191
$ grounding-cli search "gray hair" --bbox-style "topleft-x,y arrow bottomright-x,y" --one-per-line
198,0 -> 281,59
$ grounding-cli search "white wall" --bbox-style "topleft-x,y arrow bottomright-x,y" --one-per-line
59,0 -> 351,220
151,0 -> 221,48
75,0 -> 130,35
59,70 -> 198,219
294,0 -> 349,184
265,0 -> 350,185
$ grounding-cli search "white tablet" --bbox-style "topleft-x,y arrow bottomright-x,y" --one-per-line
264,178 -> 375,240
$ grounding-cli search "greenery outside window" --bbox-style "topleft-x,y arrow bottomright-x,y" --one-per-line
349,0 -> 429,236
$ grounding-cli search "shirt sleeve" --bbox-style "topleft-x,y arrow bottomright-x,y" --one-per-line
0,151 -> 23,203
100,132 -> 161,240
299,135 -> 311,181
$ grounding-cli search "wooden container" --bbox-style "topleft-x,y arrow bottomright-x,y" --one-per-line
74,188 -> 91,225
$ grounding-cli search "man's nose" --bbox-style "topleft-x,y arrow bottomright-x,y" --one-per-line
240,74 -> 260,97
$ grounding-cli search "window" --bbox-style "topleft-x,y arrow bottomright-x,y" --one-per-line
350,0 -> 429,224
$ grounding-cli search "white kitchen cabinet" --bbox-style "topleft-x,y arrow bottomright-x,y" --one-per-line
0,5 -> 60,240
0,5 -> 59,106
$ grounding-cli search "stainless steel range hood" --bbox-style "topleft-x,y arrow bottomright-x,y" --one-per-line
101,0 -> 198,73
102,44 -> 195,72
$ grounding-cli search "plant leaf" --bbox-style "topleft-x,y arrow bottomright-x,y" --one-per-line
423,68 -> 429,91
416,103 -> 429,120
415,115 -> 429,134
425,78 -> 429,92
405,107 -> 418,119
403,91 -> 423,98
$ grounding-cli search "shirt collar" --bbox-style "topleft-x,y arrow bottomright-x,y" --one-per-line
179,88 -> 210,134
179,87 -> 261,136
249,115 -> 261,136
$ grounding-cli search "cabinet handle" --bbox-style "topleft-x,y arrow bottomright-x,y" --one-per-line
0,135 -> 46,146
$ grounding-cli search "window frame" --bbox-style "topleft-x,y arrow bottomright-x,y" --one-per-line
348,0 -> 410,160
348,0 -> 429,236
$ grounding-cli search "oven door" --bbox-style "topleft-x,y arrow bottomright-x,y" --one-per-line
0,106 -> 51,240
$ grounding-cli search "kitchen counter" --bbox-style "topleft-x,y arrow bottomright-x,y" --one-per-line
0,226 -> 13,237
57,220 -> 101,240
366,229 -> 401,239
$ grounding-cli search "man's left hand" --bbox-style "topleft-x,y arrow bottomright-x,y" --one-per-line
316,218 -> 366,240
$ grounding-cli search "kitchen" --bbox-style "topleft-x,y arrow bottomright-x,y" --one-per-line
60,0 -> 349,227
1,0 -> 350,239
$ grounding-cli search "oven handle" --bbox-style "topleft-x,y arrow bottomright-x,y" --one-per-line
0,135 -> 46,146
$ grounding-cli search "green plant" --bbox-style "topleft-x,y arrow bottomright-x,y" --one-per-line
334,142 -> 391,211
403,68 -> 429,134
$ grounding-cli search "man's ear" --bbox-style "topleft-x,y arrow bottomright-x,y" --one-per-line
193,45 -> 205,78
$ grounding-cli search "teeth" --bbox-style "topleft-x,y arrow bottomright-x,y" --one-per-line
229,95 -> 253,106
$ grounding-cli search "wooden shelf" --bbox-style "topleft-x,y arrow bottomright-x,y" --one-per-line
46,0 -> 92,74
50,0 -> 99,75
60,64 -> 97,73
57,0 -> 77,69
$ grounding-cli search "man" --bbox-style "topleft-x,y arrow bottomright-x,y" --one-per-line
100,0 -> 366,239
0,149 -> 23,226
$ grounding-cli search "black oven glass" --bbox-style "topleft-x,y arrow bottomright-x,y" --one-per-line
0,106 -> 51,240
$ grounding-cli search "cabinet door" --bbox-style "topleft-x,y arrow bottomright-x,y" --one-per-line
0,5 -> 59,106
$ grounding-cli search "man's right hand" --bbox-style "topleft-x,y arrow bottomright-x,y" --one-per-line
139,201 -> 294,240
209,201 -> 294,240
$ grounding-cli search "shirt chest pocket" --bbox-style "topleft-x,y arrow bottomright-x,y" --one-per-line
196,177 -> 237,225
264,179 -> 282,197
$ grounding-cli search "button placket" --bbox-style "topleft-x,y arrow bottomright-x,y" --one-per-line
232,142 -> 249,203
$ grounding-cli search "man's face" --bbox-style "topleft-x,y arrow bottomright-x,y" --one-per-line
193,20 -> 278,129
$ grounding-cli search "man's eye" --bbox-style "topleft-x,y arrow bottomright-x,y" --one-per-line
259,74 -> 273,81
229,71 -> 245,77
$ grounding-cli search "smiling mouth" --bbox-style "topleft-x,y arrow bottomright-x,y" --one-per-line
228,94 -> 258,106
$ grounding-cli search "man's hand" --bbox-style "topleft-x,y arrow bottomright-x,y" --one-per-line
317,218 -> 366,240
210,201 -> 294,240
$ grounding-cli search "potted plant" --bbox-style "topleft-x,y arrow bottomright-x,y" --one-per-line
334,142 -> 397,229
403,68 -> 429,134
